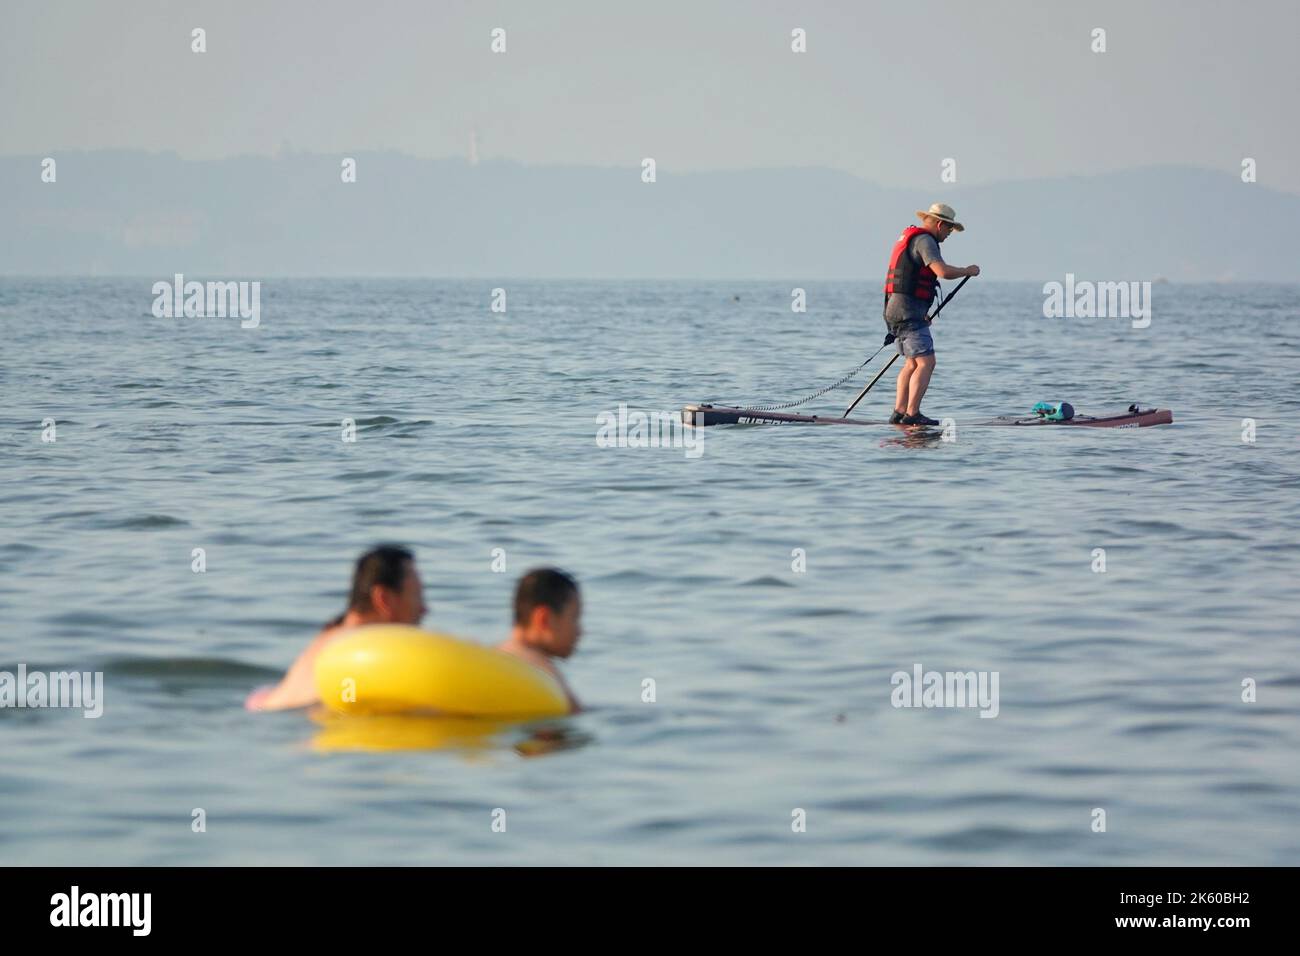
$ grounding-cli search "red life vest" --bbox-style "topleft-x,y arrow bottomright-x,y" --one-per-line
884,226 -> 938,301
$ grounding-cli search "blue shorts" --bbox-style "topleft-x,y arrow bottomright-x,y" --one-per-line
894,322 -> 934,358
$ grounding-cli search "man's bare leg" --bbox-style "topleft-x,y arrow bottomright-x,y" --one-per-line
894,357 -> 917,414
905,353 -> 936,415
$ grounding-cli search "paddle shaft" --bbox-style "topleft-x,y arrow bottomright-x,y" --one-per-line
841,275 -> 972,418
842,353 -> 899,418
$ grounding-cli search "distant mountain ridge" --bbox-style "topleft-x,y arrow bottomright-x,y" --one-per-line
0,152 -> 1293,281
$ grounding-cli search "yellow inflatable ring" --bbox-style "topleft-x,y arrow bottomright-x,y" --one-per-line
314,625 -> 568,718
310,713 -> 509,753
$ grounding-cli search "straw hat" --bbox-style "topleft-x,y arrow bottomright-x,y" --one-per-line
915,202 -> 964,231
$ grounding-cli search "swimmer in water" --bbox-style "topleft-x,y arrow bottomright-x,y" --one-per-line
245,544 -> 427,711
498,567 -> 583,714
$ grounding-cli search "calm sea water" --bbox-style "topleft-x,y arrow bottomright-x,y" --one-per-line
1,277 -> 1297,865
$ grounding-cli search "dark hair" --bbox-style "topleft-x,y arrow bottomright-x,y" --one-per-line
513,567 -> 579,626
347,544 -> 415,613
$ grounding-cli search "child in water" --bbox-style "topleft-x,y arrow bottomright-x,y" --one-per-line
498,567 -> 583,714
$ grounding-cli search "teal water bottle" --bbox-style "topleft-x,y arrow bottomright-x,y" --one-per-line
1031,401 -> 1075,421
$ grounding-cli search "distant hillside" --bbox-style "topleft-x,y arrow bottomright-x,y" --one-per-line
0,152 -> 1292,280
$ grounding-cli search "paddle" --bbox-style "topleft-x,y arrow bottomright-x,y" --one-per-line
841,275 -> 972,418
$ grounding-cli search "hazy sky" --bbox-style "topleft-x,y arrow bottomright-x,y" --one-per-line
3,0 -> 1297,193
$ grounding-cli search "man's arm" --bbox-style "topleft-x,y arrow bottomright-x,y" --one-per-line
555,671 -> 582,714
918,235 -> 979,280
245,628 -> 339,711
929,261 -> 980,280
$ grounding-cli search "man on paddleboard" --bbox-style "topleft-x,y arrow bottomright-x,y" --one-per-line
883,202 -> 979,425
